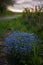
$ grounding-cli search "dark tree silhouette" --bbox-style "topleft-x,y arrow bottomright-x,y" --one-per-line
0,0 -> 15,13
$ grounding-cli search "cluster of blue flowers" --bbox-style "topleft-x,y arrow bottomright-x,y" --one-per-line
5,32 -> 39,54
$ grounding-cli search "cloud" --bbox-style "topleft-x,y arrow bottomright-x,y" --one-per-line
14,0 -> 41,7
16,0 -> 25,4
16,0 -> 43,4
33,0 -> 43,1
15,0 -> 42,6
16,0 -> 33,4
8,0 -> 43,12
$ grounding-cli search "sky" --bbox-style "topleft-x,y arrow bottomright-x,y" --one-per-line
8,0 -> 43,12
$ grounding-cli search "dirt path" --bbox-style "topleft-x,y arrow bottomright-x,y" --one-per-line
0,15 -> 18,21
0,31 -> 11,65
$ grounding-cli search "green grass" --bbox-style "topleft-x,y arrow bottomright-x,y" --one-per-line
0,12 -> 43,41
0,11 -> 22,17
0,11 -> 43,65
0,18 -> 28,38
0,11 -> 14,17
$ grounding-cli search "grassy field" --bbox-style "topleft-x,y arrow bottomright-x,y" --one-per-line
0,11 -> 22,17
0,12 -> 43,40
0,18 -> 28,38
0,12 -> 43,65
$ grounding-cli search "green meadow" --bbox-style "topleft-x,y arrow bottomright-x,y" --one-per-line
0,11 -> 43,65
0,12 -> 43,40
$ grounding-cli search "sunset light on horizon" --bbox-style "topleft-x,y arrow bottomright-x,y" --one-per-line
8,0 -> 43,12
